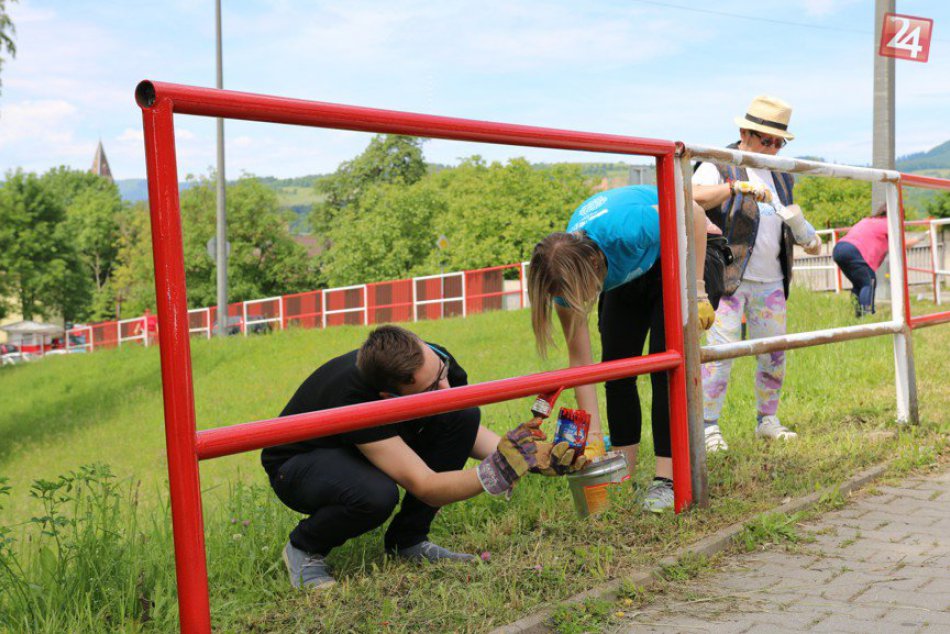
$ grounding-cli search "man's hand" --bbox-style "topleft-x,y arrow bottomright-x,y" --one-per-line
476,419 -> 543,495
532,441 -> 588,476
731,180 -> 772,203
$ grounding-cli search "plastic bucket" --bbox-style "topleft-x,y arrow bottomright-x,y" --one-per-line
566,452 -> 629,518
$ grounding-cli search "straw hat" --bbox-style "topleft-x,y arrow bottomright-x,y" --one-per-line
734,95 -> 794,140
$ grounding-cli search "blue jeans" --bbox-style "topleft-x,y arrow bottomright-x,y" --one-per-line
833,242 -> 876,316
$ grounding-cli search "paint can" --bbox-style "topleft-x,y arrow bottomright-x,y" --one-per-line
565,452 -> 629,518
553,407 -> 590,463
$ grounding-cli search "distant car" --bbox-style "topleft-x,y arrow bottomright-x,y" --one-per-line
211,316 -> 244,337
1,351 -> 25,366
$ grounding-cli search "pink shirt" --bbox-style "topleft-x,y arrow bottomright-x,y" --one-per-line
841,217 -> 889,270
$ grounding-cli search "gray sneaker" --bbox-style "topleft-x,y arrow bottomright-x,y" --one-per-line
755,415 -> 798,441
282,541 -> 336,590
642,479 -> 675,514
386,540 -> 475,562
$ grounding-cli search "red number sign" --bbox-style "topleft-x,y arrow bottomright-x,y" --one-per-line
879,13 -> 933,63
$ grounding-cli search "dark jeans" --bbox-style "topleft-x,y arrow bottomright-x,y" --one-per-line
597,263 -> 670,457
269,407 -> 480,556
833,242 -> 876,316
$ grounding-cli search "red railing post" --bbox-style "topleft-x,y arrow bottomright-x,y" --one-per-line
655,153 -> 692,512
140,91 -> 212,633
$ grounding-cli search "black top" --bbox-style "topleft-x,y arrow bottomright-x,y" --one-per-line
260,343 -> 467,473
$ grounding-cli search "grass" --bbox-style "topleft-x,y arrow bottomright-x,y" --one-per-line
0,287 -> 948,632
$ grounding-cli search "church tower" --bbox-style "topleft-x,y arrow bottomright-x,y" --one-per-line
90,140 -> 114,182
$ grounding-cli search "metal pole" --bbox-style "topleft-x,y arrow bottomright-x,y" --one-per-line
675,152 -> 708,507
215,0 -> 228,338
872,0 -> 895,210
888,183 -> 919,424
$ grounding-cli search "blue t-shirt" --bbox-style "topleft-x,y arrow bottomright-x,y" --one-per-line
566,185 -> 661,293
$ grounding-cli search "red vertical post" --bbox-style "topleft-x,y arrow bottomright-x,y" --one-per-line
897,185 -> 914,327
139,94 -> 212,633
655,153 -> 693,512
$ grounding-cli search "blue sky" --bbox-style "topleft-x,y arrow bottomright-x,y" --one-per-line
1,0 -> 948,180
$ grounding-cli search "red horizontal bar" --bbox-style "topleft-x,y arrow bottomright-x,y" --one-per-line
901,173 -> 950,192
136,81 -> 675,158
195,350 -> 682,460
910,311 -> 950,329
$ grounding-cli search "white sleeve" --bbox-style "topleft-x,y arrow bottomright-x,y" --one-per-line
692,161 -> 723,187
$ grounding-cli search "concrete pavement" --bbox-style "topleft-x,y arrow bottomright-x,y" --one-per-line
619,467 -> 950,633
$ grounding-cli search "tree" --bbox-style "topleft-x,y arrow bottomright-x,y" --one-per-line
321,157 -> 590,286
925,191 -> 950,219
111,202 -> 155,317
311,135 -> 426,235
0,170 -> 86,321
179,175 -> 318,307
0,0 -> 16,97
40,167 -> 123,320
794,176 -> 872,229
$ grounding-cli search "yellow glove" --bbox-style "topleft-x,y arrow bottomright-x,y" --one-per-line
731,180 -> 772,203
531,441 -> 588,476
476,419 -> 544,495
696,279 -> 715,330
585,433 -> 607,460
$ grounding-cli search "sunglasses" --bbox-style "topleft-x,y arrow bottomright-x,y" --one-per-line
422,344 -> 451,393
750,130 -> 788,149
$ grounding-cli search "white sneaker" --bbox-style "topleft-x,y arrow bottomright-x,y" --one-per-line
755,415 -> 798,441
704,424 -> 729,452
641,479 -> 675,513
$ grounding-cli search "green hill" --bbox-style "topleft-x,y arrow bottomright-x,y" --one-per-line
897,140 -> 950,172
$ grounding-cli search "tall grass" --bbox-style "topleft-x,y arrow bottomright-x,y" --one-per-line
0,289 -> 948,632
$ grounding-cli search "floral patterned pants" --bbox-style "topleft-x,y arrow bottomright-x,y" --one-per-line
702,280 -> 787,422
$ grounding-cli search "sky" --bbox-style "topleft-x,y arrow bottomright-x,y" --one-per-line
0,0 -> 948,181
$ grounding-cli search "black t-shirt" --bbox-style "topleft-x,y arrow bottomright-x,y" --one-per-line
260,343 -> 467,473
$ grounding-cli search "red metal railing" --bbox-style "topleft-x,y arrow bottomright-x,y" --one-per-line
900,174 -> 950,329
136,80 -> 689,633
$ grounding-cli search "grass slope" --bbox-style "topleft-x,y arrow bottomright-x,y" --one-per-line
0,290 -> 948,632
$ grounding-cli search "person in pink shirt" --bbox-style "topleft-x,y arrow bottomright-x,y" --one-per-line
833,205 -> 920,316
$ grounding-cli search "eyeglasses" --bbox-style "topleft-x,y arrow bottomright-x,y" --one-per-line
750,130 -> 788,149
422,344 -> 450,393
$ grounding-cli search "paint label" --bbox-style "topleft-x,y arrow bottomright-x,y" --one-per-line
583,482 -> 610,515
554,407 -> 590,463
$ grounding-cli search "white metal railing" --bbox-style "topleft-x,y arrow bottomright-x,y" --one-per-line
322,284 -> 369,328
678,142 -> 914,425
412,272 -> 465,321
118,317 -> 150,347
242,296 -> 283,336
188,308 -> 212,339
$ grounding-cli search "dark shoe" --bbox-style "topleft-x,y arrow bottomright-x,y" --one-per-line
386,540 -> 475,562
282,541 -> 336,589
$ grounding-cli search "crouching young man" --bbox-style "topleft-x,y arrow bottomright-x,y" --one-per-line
262,325 -> 583,589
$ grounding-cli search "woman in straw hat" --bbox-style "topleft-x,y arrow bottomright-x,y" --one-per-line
527,185 -> 718,513
692,95 -> 822,453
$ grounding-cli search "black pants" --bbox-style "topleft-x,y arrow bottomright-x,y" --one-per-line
597,263 -> 671,457
269,407 -> 480,556
833,242 -> 877,316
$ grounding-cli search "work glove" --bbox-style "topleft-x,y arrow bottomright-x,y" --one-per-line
696,279 -> 716,330
476,419 -> 543,495
803,235 -> 822,256
531,441 -> 588,476
773,201 -> 818,246
730,180 -> 772,203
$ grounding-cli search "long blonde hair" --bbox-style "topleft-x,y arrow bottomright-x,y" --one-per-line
527,231 -> 606,357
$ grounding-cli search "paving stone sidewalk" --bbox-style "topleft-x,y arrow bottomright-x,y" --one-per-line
619,467 -> 950,633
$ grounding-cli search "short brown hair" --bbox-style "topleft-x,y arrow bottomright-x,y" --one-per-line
357,325 -> 425,392
527,231 -> 606,358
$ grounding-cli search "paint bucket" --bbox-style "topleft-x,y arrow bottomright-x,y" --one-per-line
566,452 -> 629,518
